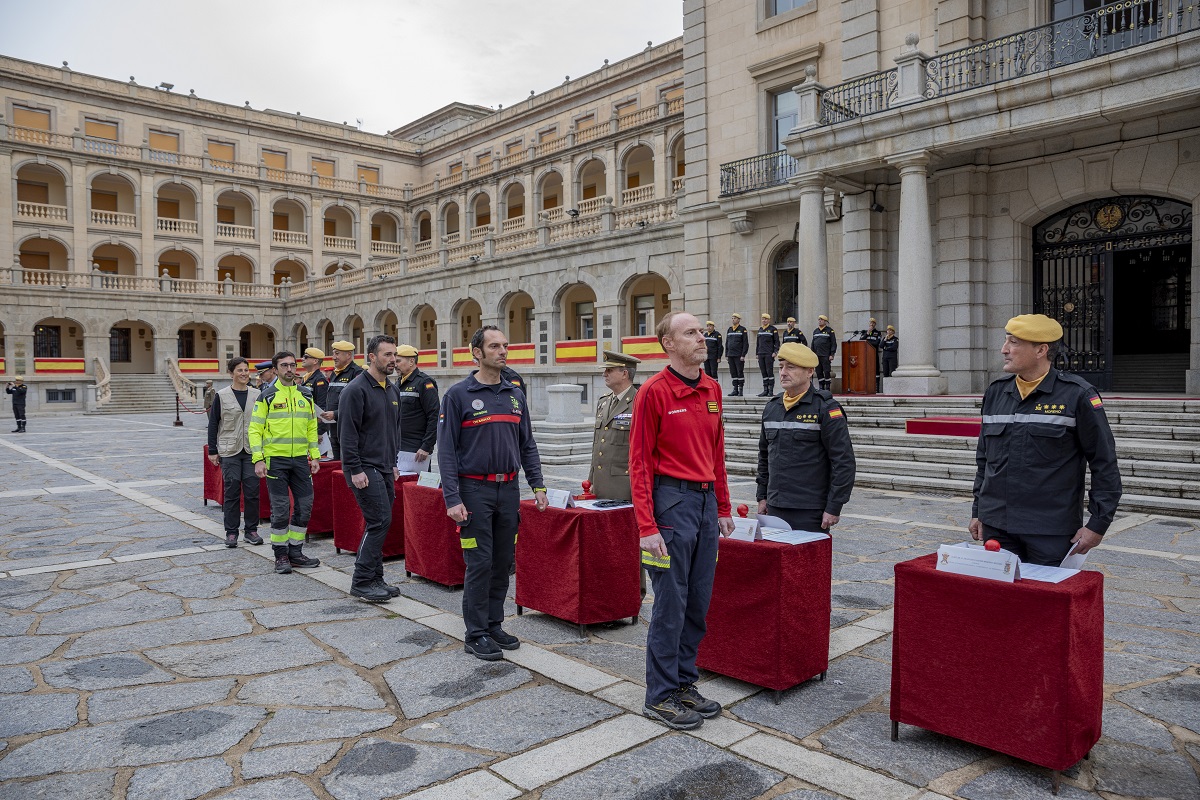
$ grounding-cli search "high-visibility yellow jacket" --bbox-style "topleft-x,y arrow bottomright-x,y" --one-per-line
248,382 -> 319,462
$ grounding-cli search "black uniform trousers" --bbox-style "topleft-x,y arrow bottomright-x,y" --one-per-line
643,481 -> 719,706
329,425 -> 342,460
765,505 -> 825,533
265,455 -> 314,536
12,403 -> 25,425
727,357 -> 744,380
982,522 -> 1073,567
881,353 -> 898,377
350,466 -> 396,591
704,358 -> 719,380
458,478 -> 520,641
758,355 -> 773,381
219,451 -> 260,535
816,356 -> 832,385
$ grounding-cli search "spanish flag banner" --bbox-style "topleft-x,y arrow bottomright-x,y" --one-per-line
452,348 -> 475,368
507,343 -> 536,365
555,340 -> 597,364
621,336 -> 667,360
35,358 -> 85,374
418,350 -> 438,369
178,359 -> 221,374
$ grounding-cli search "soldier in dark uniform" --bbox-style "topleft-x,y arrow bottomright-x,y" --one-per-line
500,366 -> 526,396
725,313 -> 748,397
811,315 -> 837,391
300,347 -> 330,457
781,317 -> 807,346
863,318 -> 883,392
702,321 -> 723,380
321,340 -> 364,458
756,343 -> 856,533
755,313 -> 780,397
880,325 -> 899,378
969,314 -> 1122,566
395,344 -> 439,473
5,376 -> 27,433
589,351 -> 640,501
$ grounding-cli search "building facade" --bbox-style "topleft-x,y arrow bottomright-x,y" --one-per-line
1,1 -> 1198,416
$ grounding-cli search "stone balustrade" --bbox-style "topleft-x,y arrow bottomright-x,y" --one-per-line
156,217 -> 199,235
17,201 -> 68,221
90,209 -> 137,228
272,230 -> 308,246
216,223 -> 255,241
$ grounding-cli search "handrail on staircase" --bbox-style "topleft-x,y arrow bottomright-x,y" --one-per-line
166,358 -> 200,403
92,358 -> 112,408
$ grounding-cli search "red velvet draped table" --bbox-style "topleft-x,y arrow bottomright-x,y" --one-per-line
401,483 -> 465,587
891,554 -> 1103,786
696,536 -> 833,699
202,447 -> 340,535
514,503 -> 642,635
330,471 -> 418,557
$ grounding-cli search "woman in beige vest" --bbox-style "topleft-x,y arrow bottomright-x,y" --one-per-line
207,357 -> 263,548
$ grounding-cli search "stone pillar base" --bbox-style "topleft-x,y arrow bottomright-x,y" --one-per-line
546,383 -> 585,424
1187,369 -> 1200,395
882,375 -> 948,396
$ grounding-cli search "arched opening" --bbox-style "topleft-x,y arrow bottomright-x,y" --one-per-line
322,205 -> 356,251
294,323 -> 309,354
239,323 -> 276,360
379,310 -> 399,341
109,319 -> 156,374
457,300 -> 482,347
415,306 -> 437,351
1033,195 -> 1193,392
370,211 -> 401,256
271,198 -> 307,246
470,193 -> 492,238
670,135 -> 686,193
91,242 -> 138,276
155,182 -> 199,235
318,320 -> 335,354
625,273 -> 672,337
15,163 -> 68,221
621,144 -> 655,205
539,172 -> 563,216
324,260 -> 350,276
216,254 -> 254,284
216,190 -> 255,241
89,173 -> 137,228
273,258 -> 306,285
19,237 -> 69,272
414,211 -> 433,250
559,283 -> 597,340
177,322 -> 219,360
504,292 -> 535,344
577,159 -> 607,212
345,315 -> 365,354
772,242 -> 799,324
34,317 -> 85,360
157,248 -> 198,280
442,202 -> 461,241
503,184 -> 526,231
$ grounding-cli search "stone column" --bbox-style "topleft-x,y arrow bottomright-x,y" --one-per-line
140,171 -> 155,278
0,150 -> 13,272
794,173 -> 828,327
884,153 -> 947,395
1187,197 -> 1200,394
200,178 -> 215,282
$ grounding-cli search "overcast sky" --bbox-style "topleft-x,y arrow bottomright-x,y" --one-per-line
0,0 -> 683,134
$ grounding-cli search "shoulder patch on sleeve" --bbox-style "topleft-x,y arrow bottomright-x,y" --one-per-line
827,407 -> 844,419
1089,395 -> 1103,409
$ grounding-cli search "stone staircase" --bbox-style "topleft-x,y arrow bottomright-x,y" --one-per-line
536,394 -> 1200,517
92,373 -> 182,414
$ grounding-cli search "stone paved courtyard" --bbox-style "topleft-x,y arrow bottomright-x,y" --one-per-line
0,412 -> 1197,799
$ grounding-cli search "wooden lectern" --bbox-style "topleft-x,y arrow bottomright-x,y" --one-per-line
841,340 -> 877,395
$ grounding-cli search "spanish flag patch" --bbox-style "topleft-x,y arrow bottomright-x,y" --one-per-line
1090,396 -> 1103,409
425,382 -> 434,389
828,408 -> 844,419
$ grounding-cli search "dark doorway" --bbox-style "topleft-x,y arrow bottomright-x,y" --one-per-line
1112,243 -> 1190,392
774,242 -> 798,322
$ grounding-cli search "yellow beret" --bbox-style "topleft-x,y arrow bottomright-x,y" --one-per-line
869,318 -> 877,323
705,321 -> 715,326
761,313 -> 771,319
14,375 -> 24,381
331,341 -> 355,352
778,342 -> 818,368
786,317 -> 796,323
731,312 -> 742,318
303,347 -> 325,360
818,314 -> 828,321
396,344 -> 419,357
1005,314 -> 1063,343
886,324 -> 895,331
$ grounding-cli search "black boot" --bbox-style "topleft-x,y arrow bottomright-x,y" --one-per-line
765,379 -> 774,396
19,421 -> 25,433
288,543 -> 320,569
273,545 -> 292,574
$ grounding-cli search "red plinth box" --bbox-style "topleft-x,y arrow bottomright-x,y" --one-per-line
203,447 -> 339,534
401,483 -> 465,587
891,554 -> 1103,771
330,470 -> 418,557
697,536 -> 833,692
904,416 -> 982,437
514,503 -> 641,628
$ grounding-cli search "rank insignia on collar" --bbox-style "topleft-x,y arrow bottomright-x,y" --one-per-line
707,401 -> 719,413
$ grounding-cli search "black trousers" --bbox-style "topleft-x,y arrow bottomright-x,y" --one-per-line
881,353 -> 897,377
727,357 -> 744,380
328,426 -> 341,461
816,356 -> 832,384
220,451 -> 259,534
12,404 -> 25,424
458,478 -> 520,641
757,355 -> 773,380
265,455 -> 314,543
704,358 -> 719,379
982,522 -> 1073,567
350,466 -> 396,591
766,505 -> 826,533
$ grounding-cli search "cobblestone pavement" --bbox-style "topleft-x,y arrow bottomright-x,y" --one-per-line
0,412 -> 1196,799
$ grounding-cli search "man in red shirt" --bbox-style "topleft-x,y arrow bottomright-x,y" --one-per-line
630,311 -> 735,730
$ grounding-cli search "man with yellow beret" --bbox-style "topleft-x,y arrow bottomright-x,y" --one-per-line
969,314 -> 1122,565
320,340 -> 364,458
811,314 -> 837,391
754,313 -> 780,397
702,321 -> 723,380
756,343 -> 856,532
725,313 -> 748,396
781,317 -> 807,347
300,347 -> 331,457
395,343 -> 439,473
5,374 -> 27,433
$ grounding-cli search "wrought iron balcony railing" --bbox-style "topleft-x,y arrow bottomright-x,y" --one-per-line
719,150 -> 799,197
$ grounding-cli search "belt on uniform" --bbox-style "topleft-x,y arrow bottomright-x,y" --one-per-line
655,476 -> 714,493
460,472 -> 518,482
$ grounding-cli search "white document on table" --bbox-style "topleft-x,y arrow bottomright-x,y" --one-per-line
570,499 -> 631,512
1059,541 -> 1091,571
936,542 -> 1020,582
396,450 -> 430,474
761,530 -> 830,545
545,488 -> 574,509
1019,563 -> 1080,583
728,517 -> 759,541
416,471 -> 441,489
